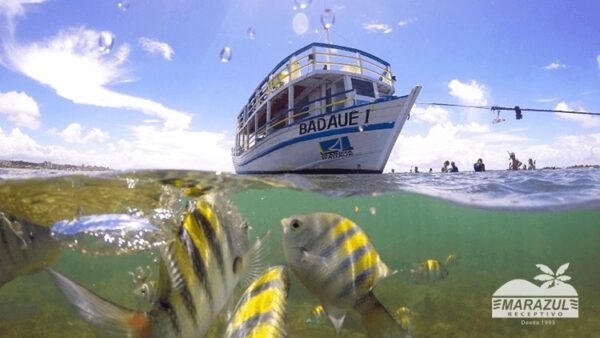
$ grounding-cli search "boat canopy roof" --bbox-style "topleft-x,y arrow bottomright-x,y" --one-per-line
238,43 -> 395,119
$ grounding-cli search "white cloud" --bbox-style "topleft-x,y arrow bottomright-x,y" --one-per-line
397,18 -> 418,26
138,37 -> 174,60
544,62 -> 566,70
411,105 -> 450,124
0,0 -> 45,19
51,123 -> 109,144
597,54 -> 600,71
2,27 -> 191,130
554,101 -> 599,128
363,23 -> 392,34
0,90 -> 40,129
0,126 -> 233,171
448,79 -> 488,106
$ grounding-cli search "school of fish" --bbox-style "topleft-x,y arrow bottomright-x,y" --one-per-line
0,195 -> 456,337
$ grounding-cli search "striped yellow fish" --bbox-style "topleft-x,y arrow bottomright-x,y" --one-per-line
306,305 -> 327,326
0,210 -> 60,288
49,194 -> 268,337
224,265 -> 289,338
410,259 -> 449,283
393,306 -> 412,333
281,212 -> 406,338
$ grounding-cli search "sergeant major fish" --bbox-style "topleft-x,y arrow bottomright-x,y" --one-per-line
49,194 -> 269,337
224,265 -> 289,338
410,259 -> 449,283
0,210 -> 60,288
281,212 -> 406,338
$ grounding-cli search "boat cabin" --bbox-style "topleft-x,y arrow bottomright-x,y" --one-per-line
233,43 -> 396,156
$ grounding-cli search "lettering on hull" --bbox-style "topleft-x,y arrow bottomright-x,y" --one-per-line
299,110 -> 370,135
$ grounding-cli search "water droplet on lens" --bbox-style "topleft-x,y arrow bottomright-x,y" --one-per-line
292,12 -> 309,35
220,47 -> 232,63
247,27 -> 256,40
117,1 -> 130,11
295,0 -> 312,10
358,125 -> 364,132
98,32 -> 114,54
320,8 -> 335,30
369,207 -> 376,215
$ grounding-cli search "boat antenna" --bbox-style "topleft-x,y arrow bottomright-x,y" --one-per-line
321,0 -> 333,43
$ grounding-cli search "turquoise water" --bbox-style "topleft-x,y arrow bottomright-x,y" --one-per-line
0,169 -> 599,337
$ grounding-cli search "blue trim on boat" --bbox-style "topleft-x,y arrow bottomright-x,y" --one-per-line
237,122 -> 395,167
236,168 -> 381,175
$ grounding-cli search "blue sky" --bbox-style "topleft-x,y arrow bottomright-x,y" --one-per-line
1,0 -> 599,172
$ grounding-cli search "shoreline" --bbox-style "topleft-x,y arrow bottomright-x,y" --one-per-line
0,160 -> 111,172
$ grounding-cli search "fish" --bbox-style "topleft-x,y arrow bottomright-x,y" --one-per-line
393,306 -> 411,333
281,212 -> 406,338
224,265 -> 289,338
410,259 -> 449,283
133,280 -> 159,307
0,210 -> 61,288
445,253 -> 458,265
306,305 -> 327,326
48,194 -> 269,337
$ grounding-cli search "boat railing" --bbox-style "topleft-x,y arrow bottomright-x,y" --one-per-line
244,43 -> 393,118
233,89 -> 356,155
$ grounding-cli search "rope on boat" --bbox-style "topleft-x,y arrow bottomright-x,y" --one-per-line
417,102 -> 600,119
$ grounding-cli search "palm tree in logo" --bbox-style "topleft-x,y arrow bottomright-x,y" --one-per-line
534,263 -> 571,288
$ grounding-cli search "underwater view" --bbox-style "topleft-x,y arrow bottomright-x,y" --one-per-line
1,168 -> 599,337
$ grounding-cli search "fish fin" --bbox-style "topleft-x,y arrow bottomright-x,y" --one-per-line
378,260 -> 396,279
323,304 -> 346,335
301,249 -> 329,268
355,291 -> 408,338
222,293 -> 237,322
241,229 -> 271,288
46,268 -> 150,337
158,240 -> 185,293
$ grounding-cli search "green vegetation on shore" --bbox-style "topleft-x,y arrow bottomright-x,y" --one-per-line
0,160 -> 110,171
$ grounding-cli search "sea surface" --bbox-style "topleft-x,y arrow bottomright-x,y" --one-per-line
0,168 -> 599,337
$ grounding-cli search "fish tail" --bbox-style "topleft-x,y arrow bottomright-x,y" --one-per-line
46,268 -> 150,338
355,291 -> 408,338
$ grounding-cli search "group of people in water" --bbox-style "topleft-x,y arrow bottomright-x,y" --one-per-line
508,152 -> 536,171
401,152 -> 537,174
441,161 -> 460,173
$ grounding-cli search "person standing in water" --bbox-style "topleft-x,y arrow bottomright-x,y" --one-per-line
528,158 -> 536,170
441,161 -> 450,173
450,162 -> 459,172
508,152 -> 522,171
473,158 -> 485,172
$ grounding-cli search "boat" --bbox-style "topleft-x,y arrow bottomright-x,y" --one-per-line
232,42 -> 421,174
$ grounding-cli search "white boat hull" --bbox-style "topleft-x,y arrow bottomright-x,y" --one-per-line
233,86 -> 421,174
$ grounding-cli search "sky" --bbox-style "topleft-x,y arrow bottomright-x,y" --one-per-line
0,0 -> 599,172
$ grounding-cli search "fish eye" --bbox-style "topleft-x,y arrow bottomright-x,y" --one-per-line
291,219 -> 301,230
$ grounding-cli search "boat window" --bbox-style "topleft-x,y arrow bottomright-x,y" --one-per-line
351,78 -> 375,98
294,96 -> 310,121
